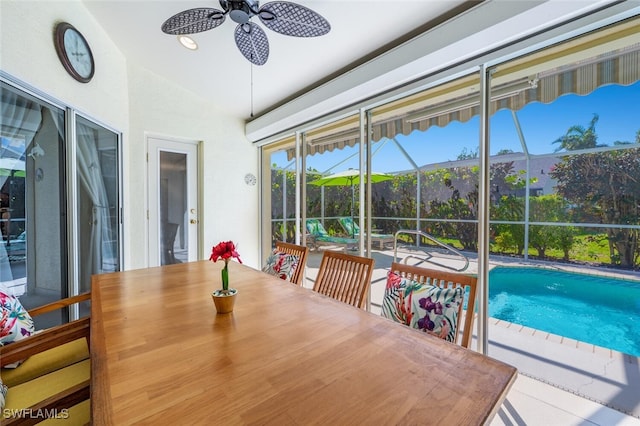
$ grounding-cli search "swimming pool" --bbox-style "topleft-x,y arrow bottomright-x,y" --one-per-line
488,266 -> 640,357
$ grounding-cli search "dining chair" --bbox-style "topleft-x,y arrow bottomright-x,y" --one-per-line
384,262 -> 478,348
0,292 -> 91,424
313,250 -> 375,309
274,241 -> 309,285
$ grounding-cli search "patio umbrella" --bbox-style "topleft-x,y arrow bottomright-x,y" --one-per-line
0,158 -> 26,178
309,169 -> 393,237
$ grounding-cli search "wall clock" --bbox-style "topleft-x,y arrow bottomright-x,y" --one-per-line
244,173 -> 257,186
54,22 -> 95,83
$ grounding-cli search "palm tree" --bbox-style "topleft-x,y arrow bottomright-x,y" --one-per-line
552,113 -> 604,152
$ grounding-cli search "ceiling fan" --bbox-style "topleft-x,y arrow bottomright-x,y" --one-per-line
161,0 -> 331,65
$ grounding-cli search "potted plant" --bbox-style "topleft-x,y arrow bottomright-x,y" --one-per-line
209,241 -> 242,314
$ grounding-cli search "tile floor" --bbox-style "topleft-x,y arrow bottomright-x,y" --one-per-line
493,374 -> 640,426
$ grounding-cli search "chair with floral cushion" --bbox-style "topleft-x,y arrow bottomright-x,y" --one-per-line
313,250 -> 375,309
1,292 -> 91,424
263,241 -> 309,286
382,262 -> 477,348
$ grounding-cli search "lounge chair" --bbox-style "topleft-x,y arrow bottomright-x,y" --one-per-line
338,217 -> 394,249
306,219 -> 358,251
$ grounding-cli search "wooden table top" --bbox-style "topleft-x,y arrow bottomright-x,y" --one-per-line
91,260 -> 516,425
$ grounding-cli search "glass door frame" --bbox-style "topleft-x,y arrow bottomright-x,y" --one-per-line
67,110 -> 123,310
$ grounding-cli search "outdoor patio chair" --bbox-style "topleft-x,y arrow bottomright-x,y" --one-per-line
305,219 -> 358,251
337,217 -> 394,249
313,250 -> 375,309
382,262 -> 478,348
263,241 -> 309,285
1,292 -> 91,424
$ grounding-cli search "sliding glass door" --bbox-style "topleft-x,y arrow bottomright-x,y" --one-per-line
1,80 -> 122,326
76,115 -> 120,293
1,83 -> 67,321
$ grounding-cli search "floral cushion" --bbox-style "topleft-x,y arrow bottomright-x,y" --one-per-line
1,289 -> 35,367
381,271 -> 464,343
262,250 -> 299,282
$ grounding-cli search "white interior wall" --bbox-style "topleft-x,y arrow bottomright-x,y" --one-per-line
0,0 -> 129,132
1,0 -> 260,269
127,66 -> 259,268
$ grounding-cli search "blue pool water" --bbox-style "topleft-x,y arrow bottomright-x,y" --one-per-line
488,267 -> 640,357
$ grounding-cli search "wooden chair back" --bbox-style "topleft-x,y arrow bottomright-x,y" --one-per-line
389,262 -> 478,348
274,241 -> 310,286
313,250 -> 375,309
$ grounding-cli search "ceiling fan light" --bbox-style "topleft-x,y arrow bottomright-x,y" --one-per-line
178,35 -> 198,50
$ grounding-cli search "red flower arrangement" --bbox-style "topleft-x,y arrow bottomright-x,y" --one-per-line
210,241 -> 242,291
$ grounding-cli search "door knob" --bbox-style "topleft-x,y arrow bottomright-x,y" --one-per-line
190,219 -> 198,224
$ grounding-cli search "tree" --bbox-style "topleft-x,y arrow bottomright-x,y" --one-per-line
550,148 -> 640,267
528,195 -> 576,259
552,114 -> 605,152
456,147 -> 478,160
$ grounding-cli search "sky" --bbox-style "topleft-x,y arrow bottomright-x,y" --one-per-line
271,81 -> 640,174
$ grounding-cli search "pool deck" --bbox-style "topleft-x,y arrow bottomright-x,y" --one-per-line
304,246 -> 640,420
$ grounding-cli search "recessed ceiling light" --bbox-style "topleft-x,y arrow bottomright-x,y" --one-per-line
178,35 -> 197,50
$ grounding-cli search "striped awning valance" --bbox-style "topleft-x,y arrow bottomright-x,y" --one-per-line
289,39 -> 640,160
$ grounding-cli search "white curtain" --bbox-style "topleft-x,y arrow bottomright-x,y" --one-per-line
0,90 -> 42,283
76,122 -> 116,289
0,90 -> 41,189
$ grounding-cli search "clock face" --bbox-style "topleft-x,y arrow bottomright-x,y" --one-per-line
54,23 -> 95,83
244,173 -> 257,186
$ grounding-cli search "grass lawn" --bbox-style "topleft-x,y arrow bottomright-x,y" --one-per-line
427,233 -> 616,266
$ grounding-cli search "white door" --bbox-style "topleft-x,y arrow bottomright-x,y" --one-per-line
147,136 -> 199,266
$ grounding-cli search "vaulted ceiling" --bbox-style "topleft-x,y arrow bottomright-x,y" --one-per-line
82,0 -> 471,120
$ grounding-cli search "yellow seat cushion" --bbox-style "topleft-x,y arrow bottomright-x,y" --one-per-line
40,399 -> 90,426
1,338 -> 89,388
3,359 -> 90,421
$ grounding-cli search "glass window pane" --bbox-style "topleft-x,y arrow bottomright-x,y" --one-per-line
369,73 -> 481,252
159,150 -> 187,265
76,115 -> 120,292
1,82 -> 67,326
489,16 -> 640,268
261,136 -> 298,255
304,114 -> 361,241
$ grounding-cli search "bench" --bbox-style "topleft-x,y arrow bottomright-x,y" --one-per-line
1,293 -> 91,425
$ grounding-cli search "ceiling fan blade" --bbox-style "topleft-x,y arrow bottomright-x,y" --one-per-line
161,8 -> 226,35
234,22 -> 269,65
258,1 -> 330,37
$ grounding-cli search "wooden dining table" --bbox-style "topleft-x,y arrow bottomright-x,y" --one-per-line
91,260 -> 517,425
